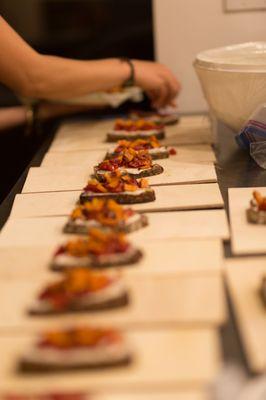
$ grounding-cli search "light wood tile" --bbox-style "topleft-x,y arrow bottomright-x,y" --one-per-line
226,257 -> 266,372
22,162 -> 217,194
229,187 -> 266,255
41,145 -> 215,168
11,184 -> 224,218
0,328 -> 221,391
0,274 -> 226,331
0,238 -> 223,279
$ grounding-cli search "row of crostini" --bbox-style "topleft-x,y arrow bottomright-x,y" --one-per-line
17,120 -> 173,375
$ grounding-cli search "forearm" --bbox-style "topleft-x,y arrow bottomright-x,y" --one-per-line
26,56 -> 130,100
0,107 -> 27,131
0,16 -> 180,107
0,17 -> 130,100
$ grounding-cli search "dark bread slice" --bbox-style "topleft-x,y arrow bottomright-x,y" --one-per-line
19,354 -> 132,374
149,151 -> 169,160
80,188 -> 156,205
106,130 -> 165,142
161,115 -> 179,125
105,149 -> 169,161
246,208 -> 266,224
129,111 -> 179,126
94,164 -> 164,181
28,291 -> 129,316
63,214 -> 148,235
50,248 -> 143,272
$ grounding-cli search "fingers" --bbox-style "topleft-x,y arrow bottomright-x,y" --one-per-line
153,66 -> 181,109
153,80 -> 170,109
150,77 -> 179,109
133,59 -> 181,108
160,67 -> 181,103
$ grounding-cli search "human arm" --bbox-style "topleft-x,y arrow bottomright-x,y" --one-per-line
0,16 -> 180,108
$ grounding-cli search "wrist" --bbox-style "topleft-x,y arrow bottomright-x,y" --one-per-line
107,58 -> 131,85
119,57 -> 135,87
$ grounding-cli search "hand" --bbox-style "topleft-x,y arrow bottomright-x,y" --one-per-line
133,60 -> 181,109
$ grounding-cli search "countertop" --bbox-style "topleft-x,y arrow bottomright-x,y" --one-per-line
1,115 -> 265,376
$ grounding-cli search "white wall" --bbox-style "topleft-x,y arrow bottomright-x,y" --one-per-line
153,0 -> 266,113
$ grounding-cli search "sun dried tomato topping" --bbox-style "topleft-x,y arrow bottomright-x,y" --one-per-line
113,136 -> 161,153
169,148 -> 177,155
70,198 -> 134,227
57,228 -> 129,258
97,148 -> 152,171
83,178 -> 107,193
97,158 -> 122,171
54,246 -> 66,256
39,326 -> 123,349
84,171 -> 150,194
139,178 -> 149,188
39,268 -> 114,310
114,118 -> 164,131
252,190 -> 266,210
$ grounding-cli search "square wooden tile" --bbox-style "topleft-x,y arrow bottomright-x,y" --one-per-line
0,238 -> 223,279
22,162 -> 217,194
229,187 -> 266,255
226,257 -> 266,373
0,274 -> 226,331
0,328 -> 221,391
11,184 -> 224,219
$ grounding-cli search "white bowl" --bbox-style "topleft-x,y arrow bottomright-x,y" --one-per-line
194,42 -> 266,132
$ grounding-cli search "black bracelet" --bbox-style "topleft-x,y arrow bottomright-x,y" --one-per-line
120,57 -> 135,87
24,101 -> 40,137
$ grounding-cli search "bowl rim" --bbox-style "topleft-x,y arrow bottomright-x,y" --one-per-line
194,41 -> 266,73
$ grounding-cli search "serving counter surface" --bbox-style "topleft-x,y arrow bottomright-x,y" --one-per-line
1,114 -> 265,378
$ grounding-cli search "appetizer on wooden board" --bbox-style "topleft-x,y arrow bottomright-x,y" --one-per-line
64,198 -> 148,235
80,171 -> 155,205
29,268 -> 129,315
105,137 -> 176,160
106,119 -> 165,142
19,326 -> 132,372
247,190 -> 266,224
94,149 -> 163,180
52,228 -> 143,271
129,107 -> 179,125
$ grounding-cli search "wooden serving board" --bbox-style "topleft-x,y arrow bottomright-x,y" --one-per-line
0,328 -> 221,391
0,390 -> 208,400
22,162 -> 217,193
41,148 -> 107,167
0,274 -> 226,331
0,238 -> 223,279
226,257 -> 266,373
41,145 -> 215,168
41,148 -> 106,168
49,119 -> 117,152
10,191 -> 79,219
122,183 -> 223,212
130,210 -> 229,242
229,187 -> 266,255
49,115 -> 214,153
1,210 -> 229,249
11,184 -> 224,218
163,116 -> 214,146
164,144 -> 215,164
